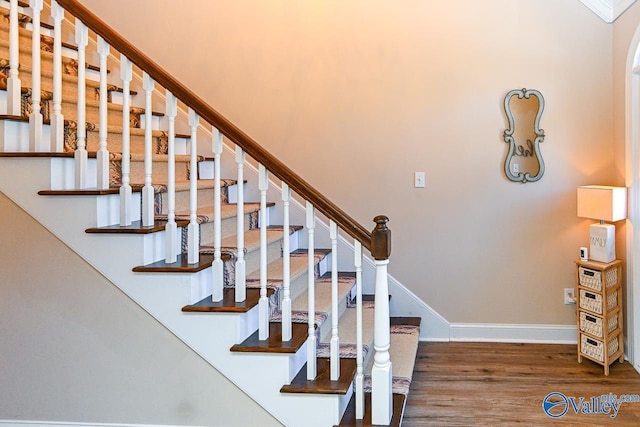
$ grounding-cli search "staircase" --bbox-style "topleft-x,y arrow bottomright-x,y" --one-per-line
0,1 -> 421,425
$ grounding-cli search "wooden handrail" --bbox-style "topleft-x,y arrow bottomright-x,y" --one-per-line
56,0 -> 375,251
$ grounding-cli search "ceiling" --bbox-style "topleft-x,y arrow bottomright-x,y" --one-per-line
580,0 -> 637,23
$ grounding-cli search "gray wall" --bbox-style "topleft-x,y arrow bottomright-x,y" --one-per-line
0,192 -> 282,426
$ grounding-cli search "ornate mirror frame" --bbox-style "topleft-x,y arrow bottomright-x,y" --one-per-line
503,88 -> 546,183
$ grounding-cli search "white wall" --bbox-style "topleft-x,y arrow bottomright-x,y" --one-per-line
75,0 -> 615,326
0,193 -> 282,426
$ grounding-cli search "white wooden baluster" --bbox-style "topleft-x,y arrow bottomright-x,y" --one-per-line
235,146 -> 246,303
49,0 -> 64,152
74,18 -> 88,188
187,109 -> 199,264
306,202 -> 317,379
212,129 -> 224,301
372,257 -> 393,425
354,241 -> 364,419
119,56 -> 133,226
330,220 -> 340,380
164,90 -> 178,263
281,183 -> 292,342
7,0 -> 21,116
258,164 -> 269,340
141,72 -> 155,226
28,0 -> 43,152
96,36 -> 110,190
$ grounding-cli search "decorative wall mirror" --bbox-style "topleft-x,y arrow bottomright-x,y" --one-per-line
503,88 -> 545,183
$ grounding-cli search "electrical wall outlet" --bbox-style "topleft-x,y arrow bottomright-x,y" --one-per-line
564,288 -> 576,305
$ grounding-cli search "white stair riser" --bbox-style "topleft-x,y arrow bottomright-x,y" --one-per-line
0,117 -> 49,152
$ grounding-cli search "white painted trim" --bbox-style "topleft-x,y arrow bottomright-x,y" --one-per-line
625,19 -> 640,373
0,422 -> 197,427
579,0 -> 637,23
449,323 -> 577,344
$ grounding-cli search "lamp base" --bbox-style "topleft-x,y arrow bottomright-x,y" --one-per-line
589,223 -> 616,263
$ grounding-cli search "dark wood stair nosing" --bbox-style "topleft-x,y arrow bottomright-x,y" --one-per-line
390,316 -> 422,328
132,252 -> 212,273
281,357 -> 357,395
182,288 -> 275,313
0,114 -> 51,124
86,219 -> 188,235
230,322 -> 309,354
337,392 -> 406,427
1,151 -> 93,159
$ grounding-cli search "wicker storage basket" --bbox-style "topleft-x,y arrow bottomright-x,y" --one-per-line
579,311 -> 619,338
579,289 -> 618,315
579,266 -> 618,291
581,333 -> 620,363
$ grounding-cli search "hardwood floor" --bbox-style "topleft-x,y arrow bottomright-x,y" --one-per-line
403,342 -> 640,426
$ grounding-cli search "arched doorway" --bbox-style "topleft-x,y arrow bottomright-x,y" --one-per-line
624,25 -> 640,373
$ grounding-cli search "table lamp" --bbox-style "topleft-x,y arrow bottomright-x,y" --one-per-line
577,185 -> 627,263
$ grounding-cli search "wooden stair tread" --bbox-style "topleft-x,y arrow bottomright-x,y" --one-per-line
39,188 -> 119,196
218,227 -> 287,253
1,151 -> 90,158
0,114 -> 51,124
291,277 -> 355,314
281,358 -> 357,395
0,19 -> 74,48
246,249 -> 331,283
86,219 -> 188,234
58,97 -> 154,113
130,179 -> 237,194
172,202 -> 265,221
0,57 -> 102,87
230,322 -> 308,354
182,288 -> 271,313
132,253 -> 216,273
268,224 -> 304,232
338,392 -> 406,427
390,316 -> 421,327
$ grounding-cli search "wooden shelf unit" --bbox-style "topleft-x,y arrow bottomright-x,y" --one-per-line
574,259 -> 624,375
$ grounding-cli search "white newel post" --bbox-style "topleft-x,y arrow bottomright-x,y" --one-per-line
371,215 -> 393,425
74,18 -> 88,188
211,129 -> 223,301
306,202 -> 317,380
164,90 -> 178,263
354,240 -> 364,419
119,56 -> 132,226
49,0 -> 64,152
330,220 -> 340,380
28,0 -> 44,152
7,0 -> 21,116
96,36 -> 110,189
235,146 -> 246,303
141,72 -> 155,226
187,109 -> 199,264
258,164 -> 269,340
281,183 -> 292,342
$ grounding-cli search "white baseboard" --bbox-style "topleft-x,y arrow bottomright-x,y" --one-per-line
449,323 -> 578,344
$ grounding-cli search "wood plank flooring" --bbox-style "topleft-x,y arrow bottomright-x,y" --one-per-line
403,342 -> 640,426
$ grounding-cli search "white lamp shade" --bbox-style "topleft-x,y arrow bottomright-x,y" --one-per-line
577,185 -> 627,222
